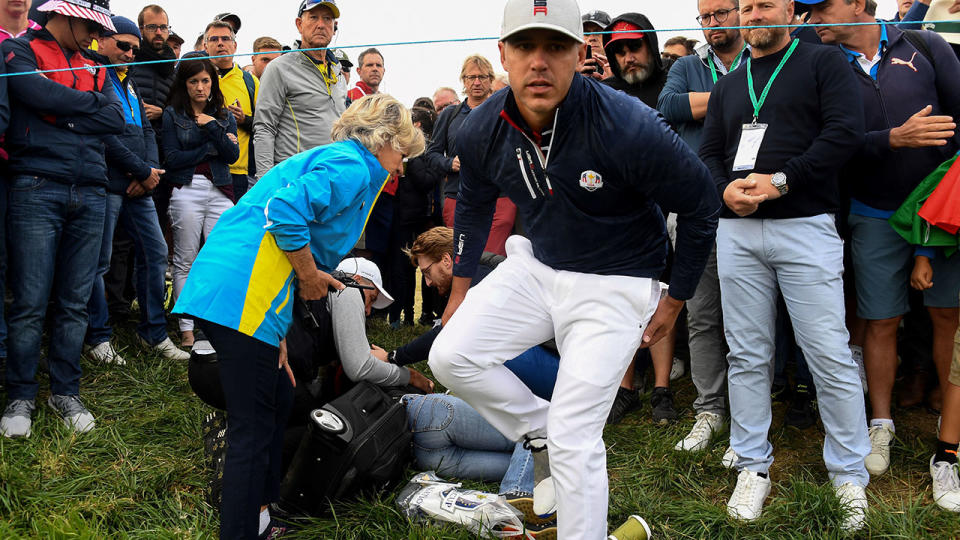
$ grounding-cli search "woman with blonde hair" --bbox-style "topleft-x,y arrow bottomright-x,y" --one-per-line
173,93 -> 424,539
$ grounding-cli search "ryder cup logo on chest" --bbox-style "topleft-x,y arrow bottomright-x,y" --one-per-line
580,170 -> 603,192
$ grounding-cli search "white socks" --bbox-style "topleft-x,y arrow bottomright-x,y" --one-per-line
258,508 -> 271,535
870,418 -> 895,433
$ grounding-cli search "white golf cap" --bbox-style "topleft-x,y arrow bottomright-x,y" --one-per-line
336,257 -> 394,310
500,0 -> 584,44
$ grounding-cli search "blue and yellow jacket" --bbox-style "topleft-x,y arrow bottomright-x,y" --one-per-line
173,139 -> 390,347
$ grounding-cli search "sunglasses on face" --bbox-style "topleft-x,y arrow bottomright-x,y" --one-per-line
109,37 -> 141,54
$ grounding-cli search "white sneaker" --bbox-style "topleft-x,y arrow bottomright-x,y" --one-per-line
930,456 -> 960,512
85,341 -> 127,366
675,411 -> 725,452
145,336 -> 190,361
669,357 -> 685,381
727,470 -> 771,521
835,482 -> 867,532
865,424 -> 894,476
721,444 -> 739,469
850,345 -> 867,394
0,399 -> 35,438
48,394 -> 96,434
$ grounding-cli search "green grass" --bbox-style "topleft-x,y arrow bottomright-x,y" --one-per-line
2,313 -> 959,539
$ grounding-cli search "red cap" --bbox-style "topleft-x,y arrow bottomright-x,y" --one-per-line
606,21 -> 644,46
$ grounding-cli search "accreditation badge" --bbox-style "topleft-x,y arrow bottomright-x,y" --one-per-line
732,122 -> 768,172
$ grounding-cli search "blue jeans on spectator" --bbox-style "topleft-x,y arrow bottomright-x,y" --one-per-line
401,346 -> 560,495
86,193 -> 170,346
5,176 -> 104,400
404,393 -> 535,495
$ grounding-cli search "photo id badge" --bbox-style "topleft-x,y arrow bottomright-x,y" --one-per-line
732,122 -> 768,172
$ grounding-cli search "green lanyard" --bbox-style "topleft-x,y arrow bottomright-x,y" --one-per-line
746,38 -> 799,123
708,43 -> 747,84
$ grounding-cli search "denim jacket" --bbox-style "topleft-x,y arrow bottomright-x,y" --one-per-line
160,106 -> 239,186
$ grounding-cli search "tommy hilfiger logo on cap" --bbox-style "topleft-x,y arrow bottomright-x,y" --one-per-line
534,0 -> 547,15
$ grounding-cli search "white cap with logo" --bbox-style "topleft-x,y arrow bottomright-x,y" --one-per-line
335,257 -> 394,310
500,0 -> 584,44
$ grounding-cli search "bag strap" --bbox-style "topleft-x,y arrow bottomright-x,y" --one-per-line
901,29 -> 936,71
241,69 -> 257,116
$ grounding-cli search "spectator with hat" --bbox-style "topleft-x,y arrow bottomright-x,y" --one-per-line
214,12 -> 241,34
0,0 -> 123,438
83,15 -> 189,367
580,9 -> 610,79
167,31 -> 183,58
253,0 -> 347,181
333,48 -> 352,86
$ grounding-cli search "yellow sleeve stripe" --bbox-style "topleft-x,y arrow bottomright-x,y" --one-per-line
238,232 -> 295,336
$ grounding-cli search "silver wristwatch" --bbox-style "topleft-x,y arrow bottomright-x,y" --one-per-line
771,171 -> 789,196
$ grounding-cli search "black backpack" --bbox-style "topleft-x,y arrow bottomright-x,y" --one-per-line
277,381 -> 412,516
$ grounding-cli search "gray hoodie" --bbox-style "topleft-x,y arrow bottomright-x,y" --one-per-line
253,49 -> 347,179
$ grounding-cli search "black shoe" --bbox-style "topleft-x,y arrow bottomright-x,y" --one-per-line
784,384 -> 818,430
607,386 -> 641,425
771,381 -> 791,404
650,386 -> 678,425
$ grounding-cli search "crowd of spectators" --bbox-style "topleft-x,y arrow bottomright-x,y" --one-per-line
0,0 -> 959,537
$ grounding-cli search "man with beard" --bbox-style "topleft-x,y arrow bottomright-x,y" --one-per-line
601,12 -> 667,108
657,0 -> 750,458
253,0 -> 346,179
130,5 -> 175,134
698,0 -> 870,529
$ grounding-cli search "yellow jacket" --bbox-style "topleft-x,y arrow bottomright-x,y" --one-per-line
218,63 -> 259,176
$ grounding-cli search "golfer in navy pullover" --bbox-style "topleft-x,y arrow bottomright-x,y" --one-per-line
428,0 -> 719,537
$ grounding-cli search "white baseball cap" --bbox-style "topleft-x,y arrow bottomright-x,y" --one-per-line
500,0 -> 584,44
336,257 -> 394,310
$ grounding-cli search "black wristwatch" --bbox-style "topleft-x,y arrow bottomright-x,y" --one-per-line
387,350 -> 398,364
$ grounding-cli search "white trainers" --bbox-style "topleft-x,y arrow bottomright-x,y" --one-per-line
835,482 -> 867,532
721,444 -> 739,469
145,336 -> 190,361
85,341 -> 127,366
525,436 -> 557,519
675,411 -> 725,452
48,394 -> 95,433
669,357 -> 685,381
727,470 -> 771,521
865,424 -> 894,476
930,456 -> 960,512
0,399 -> 35,438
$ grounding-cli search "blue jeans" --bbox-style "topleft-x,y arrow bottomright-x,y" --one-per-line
404,393 -> 535,496
717,215 -> 869,487
87,193 -> 170,345
504,345 -> 560,401
6,176 -> 105,400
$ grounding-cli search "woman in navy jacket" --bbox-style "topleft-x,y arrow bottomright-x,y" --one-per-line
161,57 -> 239,347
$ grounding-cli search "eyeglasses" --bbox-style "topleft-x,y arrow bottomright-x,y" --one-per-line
108,37 -> 141,54
696,8 -> 736,26
142,24 -> 171,33
206,35 -> 234,43
418,260 -> 439,275
463,74 -> 491,82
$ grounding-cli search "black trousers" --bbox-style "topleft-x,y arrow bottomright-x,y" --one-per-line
199,319 -> 294,540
